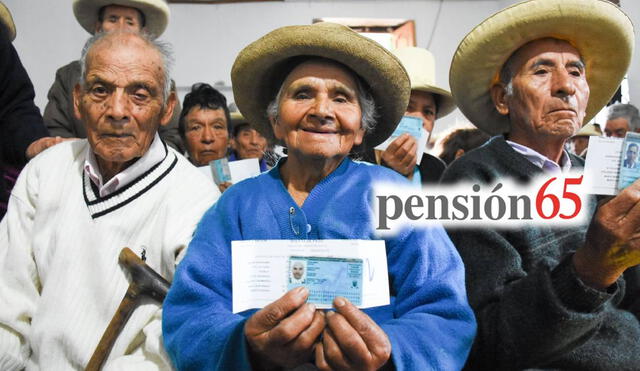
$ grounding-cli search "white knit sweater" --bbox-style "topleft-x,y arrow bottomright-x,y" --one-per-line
0,139 -> 219,370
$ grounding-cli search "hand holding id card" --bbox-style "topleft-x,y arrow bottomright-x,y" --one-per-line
231,240 -> 389,313
374,116 -> 428,165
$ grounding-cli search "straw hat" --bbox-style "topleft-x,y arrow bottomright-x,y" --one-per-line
231,22 -> 410,147
0,2 -> 16,41
392,47 -> 455,119
572,123 -> 602,138
73,0 -> 170,37
450,0 -> 634,135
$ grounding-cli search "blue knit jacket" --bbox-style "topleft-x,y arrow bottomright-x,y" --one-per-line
163,158 -> 476,370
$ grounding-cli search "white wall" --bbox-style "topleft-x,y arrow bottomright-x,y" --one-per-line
6,0 -> 640,136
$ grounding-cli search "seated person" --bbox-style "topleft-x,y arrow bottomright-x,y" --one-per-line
443,0 -> 640,369
360,47 -> 456,184
229,112 -> 270,172
438,128 -> 490,165
162,22 -> 476,371
0,2 -> 63,218
179,83 -> 231,167
0,31 -> 218,369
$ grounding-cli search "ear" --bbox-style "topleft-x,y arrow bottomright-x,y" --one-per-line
270,115 -> 285,141
230,137 -> 238,151
454,148 -> 465,160
94,21 -> 102,33
159,91 -> 177,127
353,127 -> 366,147
490,83 -> 510,116
73,83 -> 83,121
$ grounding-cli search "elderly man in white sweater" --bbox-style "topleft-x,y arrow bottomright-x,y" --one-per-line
0,30 -> 219,370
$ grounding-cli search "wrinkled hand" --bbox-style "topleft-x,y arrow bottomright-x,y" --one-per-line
26,136 -> 72,159
245,287 -> 325,369
315,297 -> 391,371
380,134 -> 417,177
574,179 -> 640,289
218,181 -> 232,193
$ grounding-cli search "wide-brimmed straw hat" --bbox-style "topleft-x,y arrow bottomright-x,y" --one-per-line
231,22 -> 410,147
572,122 -> 602,138
73,0 -> 170,37
0,2 -> 16,41
392,47 -> 455,119
450,0 -> 634,136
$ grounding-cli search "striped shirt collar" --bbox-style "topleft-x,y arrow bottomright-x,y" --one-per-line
506,140 -> 572,173
84,133 -> 166,197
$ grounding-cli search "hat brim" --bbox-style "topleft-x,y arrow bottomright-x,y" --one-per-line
73,0 -> 169,37
450,0 -> 634,135
0,2 -> 16,41
231,22 -> 410,148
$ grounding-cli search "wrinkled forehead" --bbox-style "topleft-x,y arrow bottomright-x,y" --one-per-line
507,37 -> 584,73
280,58 -> 360,93
87,34 -> 163,75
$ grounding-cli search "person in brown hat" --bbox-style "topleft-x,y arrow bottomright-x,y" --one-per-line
363,46 -> 455,184
441,0 -> 640,369
162,22 -> 475,371
42,0 -> 185,152
569,122 -> 601,158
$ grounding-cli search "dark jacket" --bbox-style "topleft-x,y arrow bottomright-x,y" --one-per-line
442,136 -> 640,370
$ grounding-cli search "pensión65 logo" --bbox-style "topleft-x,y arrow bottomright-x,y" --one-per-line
373,172 -> 588,233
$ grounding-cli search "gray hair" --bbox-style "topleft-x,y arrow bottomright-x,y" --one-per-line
607,103 -> 640,131
78,30 -> 174,104
266,62 -> 378,135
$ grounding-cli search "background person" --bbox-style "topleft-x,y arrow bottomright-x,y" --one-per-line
229,111 -> 270,172
43,0 -> 185,152
442,0 -> 640,369
0,2 -> 64,219
568,122 -> 601,158
362,46 -> 456,184
604,103 -> 640,138
438,128 -> 490,165
163,22 -> 475,371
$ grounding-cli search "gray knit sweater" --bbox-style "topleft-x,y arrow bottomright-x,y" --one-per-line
441,136 -> 640,371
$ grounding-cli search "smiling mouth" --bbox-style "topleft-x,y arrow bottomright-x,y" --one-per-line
302,128 -> 337,134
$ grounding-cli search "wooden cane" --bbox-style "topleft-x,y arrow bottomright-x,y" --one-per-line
85,247 -> 170,371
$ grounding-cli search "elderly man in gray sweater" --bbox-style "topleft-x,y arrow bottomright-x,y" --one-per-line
441,0 -> 640,370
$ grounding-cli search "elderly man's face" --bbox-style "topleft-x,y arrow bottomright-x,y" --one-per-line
232,125 -> 267,160
406,90 -> 437,133
271,60 -> 365,160
627,145 -> 638,163
95,5 -> 143,33
292,262 -> 304,280
73,34 -> 173,172
605,117 -> 631,138
494,38 -> 589,140
184,107 -> 229,166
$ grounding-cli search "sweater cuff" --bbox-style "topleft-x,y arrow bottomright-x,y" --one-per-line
551,254 -> 617,313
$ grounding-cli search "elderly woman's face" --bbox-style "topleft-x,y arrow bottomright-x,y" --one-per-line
271,60 -> 365,160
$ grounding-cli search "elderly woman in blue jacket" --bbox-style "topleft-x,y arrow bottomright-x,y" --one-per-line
163,22 -> 475,371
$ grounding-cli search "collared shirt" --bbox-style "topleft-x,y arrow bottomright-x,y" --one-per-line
506,140 -> 572,173
84,133 -> 166,197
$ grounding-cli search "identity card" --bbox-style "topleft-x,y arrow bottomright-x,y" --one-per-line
231,239 -> 389,313
617,132 -> 640,190
374,116 -> 428,165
